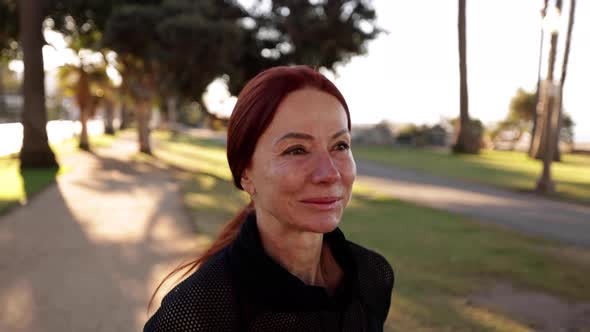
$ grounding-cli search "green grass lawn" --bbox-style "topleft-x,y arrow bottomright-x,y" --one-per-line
353,146 -> 590,205
0,134 -> 116,215
151,132 -> 590,332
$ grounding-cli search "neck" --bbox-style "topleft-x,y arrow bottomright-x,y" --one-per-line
255,212 -> 342,290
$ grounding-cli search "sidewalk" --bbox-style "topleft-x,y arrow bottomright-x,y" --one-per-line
356,160 -> 590,247
0,138 -> 204,332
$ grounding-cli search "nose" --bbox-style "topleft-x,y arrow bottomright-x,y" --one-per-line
310,152 -> 341,185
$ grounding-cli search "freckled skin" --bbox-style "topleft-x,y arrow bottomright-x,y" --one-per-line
243,88 -> 356,234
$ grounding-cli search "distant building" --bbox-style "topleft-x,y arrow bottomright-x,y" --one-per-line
352,122 -> 396,145
423,124 -> 449,146
573,142 -> 590,154
352,121 -> 451,147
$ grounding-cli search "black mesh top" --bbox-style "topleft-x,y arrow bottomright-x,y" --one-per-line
144,213 -> 395,331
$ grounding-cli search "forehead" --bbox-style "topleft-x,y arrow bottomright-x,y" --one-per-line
264,88 -> 348,137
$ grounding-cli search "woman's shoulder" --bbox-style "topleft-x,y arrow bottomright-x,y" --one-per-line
346,240 -> 395,284
345,240 -> 395,322
144,249 -> 239,332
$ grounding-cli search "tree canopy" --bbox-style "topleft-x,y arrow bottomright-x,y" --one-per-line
492,88 -> 575,146
1,0 -> 381,156
2,0 -> 381,104
101,0 -> 381,101
0,0 -> 18,61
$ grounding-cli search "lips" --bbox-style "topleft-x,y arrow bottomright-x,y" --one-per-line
301,197 -> 341,204
300,197 -> 342,210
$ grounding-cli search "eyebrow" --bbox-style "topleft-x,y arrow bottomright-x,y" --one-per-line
276,129 -> 349,143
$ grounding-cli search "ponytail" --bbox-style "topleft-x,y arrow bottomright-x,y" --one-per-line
148,202 -> 254,311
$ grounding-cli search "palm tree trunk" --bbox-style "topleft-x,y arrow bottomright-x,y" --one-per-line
167,95 -> 178,135
531,0 -> 569,162
0,65 -> 6,114
119,101 -> 129,130
539,33 -> 559,158
104,98 -> 115,135
18,0 -> 58,168
452,0 -> 478,154
79,106 -> 90,150
535,1 -> 561,193
158,97 -> 169,129
77,69 -> 91,150
553,0 -> 576,161
137,100 -> 152,154
530,0 -> 549,158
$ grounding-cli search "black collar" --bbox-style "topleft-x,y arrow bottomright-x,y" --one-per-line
228,212 -> 358,312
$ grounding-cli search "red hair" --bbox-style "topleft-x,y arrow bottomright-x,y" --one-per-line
149,65 -> 350,309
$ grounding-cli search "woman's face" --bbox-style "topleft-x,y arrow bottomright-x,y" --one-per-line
242,88 -> 356,233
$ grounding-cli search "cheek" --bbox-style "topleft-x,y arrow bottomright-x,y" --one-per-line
257,153 -> 356,199
338,153 -> 356,185
261,158 -> 307,195
337,154 -> 356,202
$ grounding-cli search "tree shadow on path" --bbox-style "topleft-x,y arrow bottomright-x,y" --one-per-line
0,149 -> 206,332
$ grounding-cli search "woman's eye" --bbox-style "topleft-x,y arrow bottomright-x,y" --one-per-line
334,142 -> 351,151
283,146 -> 307,156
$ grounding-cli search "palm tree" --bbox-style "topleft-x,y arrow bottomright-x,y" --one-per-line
452,0 -> 479,154
536,0 -> 575,194
115,55 -> 156,155
530,0 -> 575,161
96,72 -> 117,136
0,64 -> 6,114
58,57 -> 116,148
135,70 -> 156,155
529,0 -> 549,158
535,0 -> 562,193
553,0 -> 576,160
18,0 -> 58,168
58,64 -> 92,150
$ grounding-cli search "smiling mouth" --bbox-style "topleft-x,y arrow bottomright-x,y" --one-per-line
300,197 -> 342,210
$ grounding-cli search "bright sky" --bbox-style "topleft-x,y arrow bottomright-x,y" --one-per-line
217,0 -> 589,142
11,0 -> 589,142
332,0 -> 589,142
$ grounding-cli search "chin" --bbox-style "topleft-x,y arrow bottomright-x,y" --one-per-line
295,211 -> 342,234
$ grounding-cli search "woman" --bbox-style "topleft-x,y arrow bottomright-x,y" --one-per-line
144,66 -> 394,331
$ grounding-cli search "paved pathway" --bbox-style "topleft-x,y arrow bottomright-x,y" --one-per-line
0,139 -> 204,332
356,160 -> 590,247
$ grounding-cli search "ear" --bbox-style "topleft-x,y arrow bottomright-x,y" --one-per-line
240,168 -> 256,196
